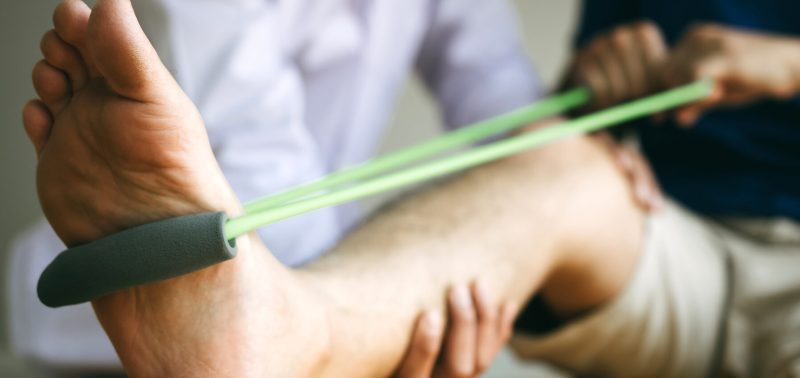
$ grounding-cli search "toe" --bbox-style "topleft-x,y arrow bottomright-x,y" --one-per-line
22,100 -> 54,156
53,0 -> 97,75
41,30 -> 89,91
32,60 -> 71,114
87,0 -> 175,100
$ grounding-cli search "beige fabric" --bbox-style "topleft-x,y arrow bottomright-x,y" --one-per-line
511,200 -> 800,377
720,217 -> 800,377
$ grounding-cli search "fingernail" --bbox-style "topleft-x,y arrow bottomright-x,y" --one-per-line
473,280 -> 490,304
504,302 -> 519,321
425,311 -> 443,335
451,284 -> 472,309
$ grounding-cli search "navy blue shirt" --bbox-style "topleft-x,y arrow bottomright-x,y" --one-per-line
576,0 -> 800,220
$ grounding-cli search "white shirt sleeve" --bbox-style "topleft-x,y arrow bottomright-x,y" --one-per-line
416,0 -> 543,130
155,0 -> 344,266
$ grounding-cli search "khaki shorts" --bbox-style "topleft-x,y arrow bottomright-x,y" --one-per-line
511,200 -> 800,377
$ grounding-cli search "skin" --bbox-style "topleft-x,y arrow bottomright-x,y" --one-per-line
397,19 -> 800,377
567,20 -> 800,126
394,282 -> 516,378
26,0 -> 645,376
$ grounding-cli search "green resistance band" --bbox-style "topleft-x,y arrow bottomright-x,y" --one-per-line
225,80 -> 711,238
242,88 -> 591,214
37,80 -> 712,308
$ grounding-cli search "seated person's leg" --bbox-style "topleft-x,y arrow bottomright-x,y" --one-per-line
511,200 -> 729,377
26,0 -> 648,376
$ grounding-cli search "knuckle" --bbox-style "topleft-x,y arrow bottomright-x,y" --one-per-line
635,19 -> 657,33
637,20 -> 664,45
456,313 -> 477,327
610,28 -> 630,49
451,305 -> 478,325
481,309 -> 498,324
588,38 -> 606,55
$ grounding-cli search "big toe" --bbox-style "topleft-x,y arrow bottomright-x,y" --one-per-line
87,0 -> 174,101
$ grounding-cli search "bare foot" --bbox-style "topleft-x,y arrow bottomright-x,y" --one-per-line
25,1 -> 332,376
28,0 -> 238,245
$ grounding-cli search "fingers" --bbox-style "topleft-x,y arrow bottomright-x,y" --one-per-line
673,82 -> 724,126
437,282 -> 512,378
636,21 -> 669,85
572,21 -> 668,110
664,25 -> 733,126
663,24 -> 725,86
497,302 -> 518,344
589,37 -> 629,106
610,27 -> 648,99
22,100 -> 54,157
472,281 -> 499,373
395,311 -> 444,378
397,282 -> 514,378
575,58 -> 610,109
438,284 -> 478,378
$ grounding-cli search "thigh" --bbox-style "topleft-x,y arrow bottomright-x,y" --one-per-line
511,200 -> 729,378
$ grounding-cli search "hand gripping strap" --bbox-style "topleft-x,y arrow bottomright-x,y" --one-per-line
37,212 -> 237,308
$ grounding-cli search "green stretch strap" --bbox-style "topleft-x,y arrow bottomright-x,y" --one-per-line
36,81 -> 710,308
38,212 -> 236,308
225,80 -> 713,238
242,88 -> 592,214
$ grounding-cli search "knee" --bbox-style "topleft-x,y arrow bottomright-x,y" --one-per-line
520,135 -> 646,318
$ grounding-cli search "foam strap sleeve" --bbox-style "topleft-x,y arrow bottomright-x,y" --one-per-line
37,212 -> 237,308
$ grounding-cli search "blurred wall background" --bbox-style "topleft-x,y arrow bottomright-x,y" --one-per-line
0,1 -> 577,375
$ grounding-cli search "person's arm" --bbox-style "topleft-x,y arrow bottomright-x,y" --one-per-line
662,25 -> 800,126
567,4 -> 800,125
415,0 -> 541,130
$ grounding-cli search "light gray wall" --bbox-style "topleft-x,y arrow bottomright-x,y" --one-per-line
0,0 -> 62,348
0,0 -> 577,375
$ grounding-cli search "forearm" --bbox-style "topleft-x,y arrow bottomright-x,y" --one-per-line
302,132 -> 641,377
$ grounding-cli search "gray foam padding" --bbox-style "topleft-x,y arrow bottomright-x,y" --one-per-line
37,212 -> 237,308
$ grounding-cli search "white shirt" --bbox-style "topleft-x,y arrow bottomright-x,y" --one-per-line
8,0 -> 541,368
